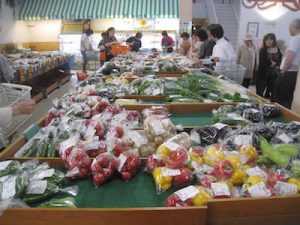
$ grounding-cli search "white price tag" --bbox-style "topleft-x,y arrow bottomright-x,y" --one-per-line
152,88 -> 162,96
277,133 -> 293,144
151,120 -> 164,136
0,160 -> 12,171
128,131 -> 147,147
31,169 -> 55,180
248,182 -> 271,197
274,181 -> 298,196
143,87 -> 152,95
204,99 -> 213,103
241,94 -> 250,99
117,154 -> 128,172
162,168 -> 181,177
162,141 -> 181,151
26,180 -> 48,195
175,186 -> 200,201
234,135 -> 252,146
2,177 -> 16,199
213,123 -> 227,130
0,175 -> 10,183
246,167 -> 267,179
210,93 -> 218,98
211,182 -> 231,197
86,126 -> 96,138
293,121 -> 300,125
59,135 -> 79,152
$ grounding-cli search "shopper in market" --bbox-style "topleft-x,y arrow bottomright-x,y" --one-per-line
256,33 -> 282,101
198,28 -> 215,59
0,53 -> 14,83
98,32 -> 107,66
0,99 -> 35,149
276,19 -> 300,109
80,28 -> 94,72
206,24 -> 236,65
178,32 -> 191,56
126,32 -> 143,52
103,27 -> 118,61
190,32 -> 202,59
236,33 -> 257,88
161,31 -> 175,53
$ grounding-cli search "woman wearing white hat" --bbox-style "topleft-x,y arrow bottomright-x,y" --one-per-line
236,33 -> 257,88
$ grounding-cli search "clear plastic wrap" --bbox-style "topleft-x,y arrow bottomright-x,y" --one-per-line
22,180 -> 78,203
142,106 -> 170,119
0,175 -> 28,200
270,130 -> 297,145
91,153 -> 119,186
166,185 -> 212,207
259,104 -> 281,118
0,161 -> 21,178
117,149 -> 141,181
190,123 -> 232,146
152,167 -> 193,193
66,148 -> 92,179
38,197 -> 77,208
144,115 -> 177,146
242,108 -> 264,123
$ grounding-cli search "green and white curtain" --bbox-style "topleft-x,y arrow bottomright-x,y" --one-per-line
19,0 -> 180,20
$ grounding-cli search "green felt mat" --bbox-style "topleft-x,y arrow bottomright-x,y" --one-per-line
140,100 -> 166,105
71,170 -> 174,208
171,113 -> 213,126
171,113 -> 287,127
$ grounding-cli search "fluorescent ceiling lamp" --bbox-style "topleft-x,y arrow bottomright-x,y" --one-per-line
256,6 -> 287,21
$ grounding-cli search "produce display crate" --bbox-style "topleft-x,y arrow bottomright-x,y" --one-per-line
1,102 -> 300,225
155,71 -> 187,78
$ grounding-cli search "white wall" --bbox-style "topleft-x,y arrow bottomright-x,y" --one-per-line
14,20 -> 61,43
238,5 -> 300,46
0,0 -> 17,44
192,3 -> 207,19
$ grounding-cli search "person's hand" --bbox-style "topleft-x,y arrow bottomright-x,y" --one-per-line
211,56 -> 220,62
12,100 -> 36,116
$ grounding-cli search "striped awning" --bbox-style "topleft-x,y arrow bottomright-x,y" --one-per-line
19,0 -> 180,20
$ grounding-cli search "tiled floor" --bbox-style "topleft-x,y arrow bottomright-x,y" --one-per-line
16,72 -> 80,135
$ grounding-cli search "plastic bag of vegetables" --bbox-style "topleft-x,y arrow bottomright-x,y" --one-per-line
166,185 -> 212,207
38,197 -> 76,208
270,131 -> 297,145
30,168 -> 67,187
0,161 -> 21,178
152,167 -> 193,193
242,108 -> 264,123
142,106 -> 170,119
66,148 -> 92,179
190,123 -> 232,146
22,180 -> 78,204
117,149 -> 141,182
144,115 -> 177,147
91,153 -> 119,186
259,104 -> 281,118
0,175 -> 28,200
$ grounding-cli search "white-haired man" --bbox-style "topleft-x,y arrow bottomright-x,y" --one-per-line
276,19 -> 300,109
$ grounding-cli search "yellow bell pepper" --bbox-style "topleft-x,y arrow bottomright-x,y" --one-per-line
225,155 -> 241,170
189,151 -> 204,165
192,187 -> 212,206
288,178 -> 300,193
203,146 -> 225,166
153,167 -> 172,191
238,145 -> 258,163
245,176 -> 266,191
156,145 -> 171,160
231,168 -> 247,185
